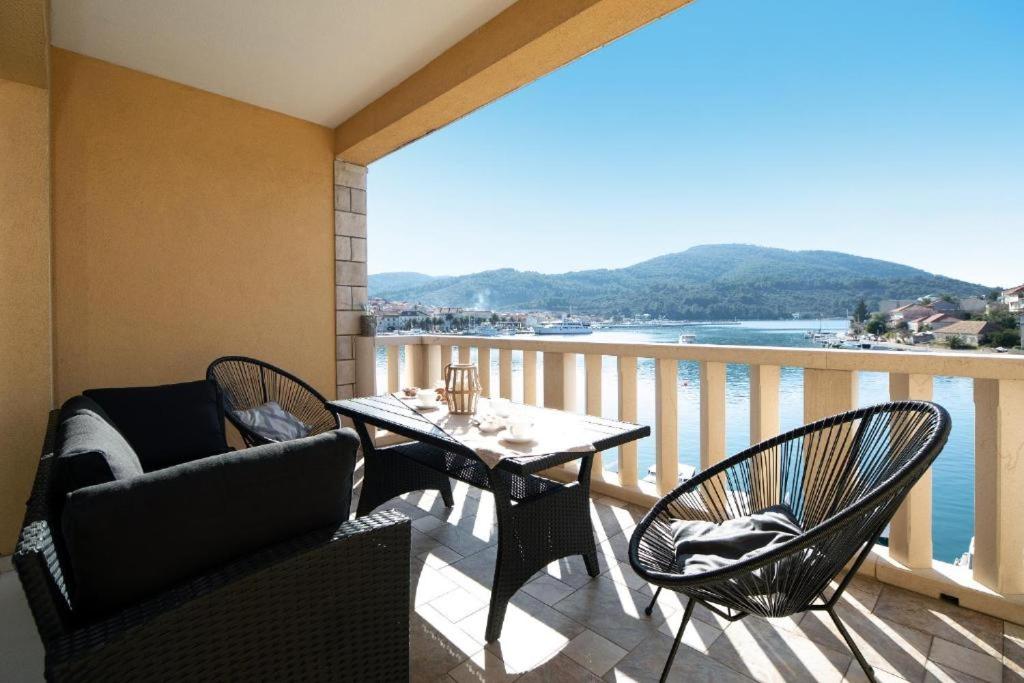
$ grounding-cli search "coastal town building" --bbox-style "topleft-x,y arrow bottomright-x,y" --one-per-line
877,299 -> 916,314
887,303 -> 934,325
932,320 -> 996,347
959,295 -> 989,314
907,312 -> 956,333
1002,284 -> 1024,314
922,299 -> 957,313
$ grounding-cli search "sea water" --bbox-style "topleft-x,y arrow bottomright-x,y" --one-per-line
376,320 -> 974,563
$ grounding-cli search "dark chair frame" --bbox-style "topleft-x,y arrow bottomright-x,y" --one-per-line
629,401 -> 950,683
15,412 -> 411,682
207,355 -> 340,447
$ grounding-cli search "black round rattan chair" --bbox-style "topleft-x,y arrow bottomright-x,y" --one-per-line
207,356 -> 340,447
629,401 -> 950,683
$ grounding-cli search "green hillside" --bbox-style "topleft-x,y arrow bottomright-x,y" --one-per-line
368,244 -> 993,319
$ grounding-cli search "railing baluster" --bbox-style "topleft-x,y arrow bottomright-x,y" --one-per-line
477,346 -> 492,397
800,368 -> 858,520
425,343 -> 442,387
802,368 -> 857,422
749,364 -> 780,444
499,349 -> 512,399
523,350 -> 538,405
655,358 -> 679,495
354,338 -> 376,397
404,343 -> 428,389
386,345 -> 400,393
888,373 -> 933,569
617,356 -> 638,487
458,344 -> 472,364
543,351 -> 577,411
439,343 -> 453,376
973,378 -> 1024,593
585,358 -> 598,475
699,361 -> 726,470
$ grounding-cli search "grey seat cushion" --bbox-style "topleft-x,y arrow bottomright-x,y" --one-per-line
232,401 -> 310,441
56,396 -> 144,492
669,504 -> 803,575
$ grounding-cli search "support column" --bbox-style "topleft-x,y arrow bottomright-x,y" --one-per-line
334,160 -> 368,399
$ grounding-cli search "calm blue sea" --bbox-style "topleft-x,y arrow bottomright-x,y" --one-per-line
376,320 -> 974,563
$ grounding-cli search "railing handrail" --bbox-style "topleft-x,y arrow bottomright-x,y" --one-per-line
372,334 -> 1024,380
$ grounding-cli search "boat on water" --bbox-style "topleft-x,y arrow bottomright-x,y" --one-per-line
954,536 -> 975,570
678,333 -> 697,344
643,463 -> 697,486
533,319 -> 593,335
465,323 -> 501,337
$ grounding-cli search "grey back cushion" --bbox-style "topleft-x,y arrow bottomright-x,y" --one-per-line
233,401 -> 310,441
56,396 -> 144,491
670,503 -> 803,575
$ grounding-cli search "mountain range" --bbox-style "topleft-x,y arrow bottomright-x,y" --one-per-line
368,244 -> 994,320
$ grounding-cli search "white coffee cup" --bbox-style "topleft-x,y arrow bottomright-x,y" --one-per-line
416,389 -> 438,406
508,418 -> 534,440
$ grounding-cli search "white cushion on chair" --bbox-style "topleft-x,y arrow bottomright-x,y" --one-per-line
233,401 -> 310,442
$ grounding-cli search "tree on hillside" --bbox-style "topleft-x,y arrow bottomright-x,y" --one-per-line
853,299 -> 869,323
986,289 -> 1001,302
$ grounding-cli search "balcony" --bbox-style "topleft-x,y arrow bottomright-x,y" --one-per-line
32,459 -> 1024,683
4,1 -> 1023,680
2,474 -> 1019,682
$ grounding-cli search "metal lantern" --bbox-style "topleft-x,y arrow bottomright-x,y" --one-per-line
444,363 -> 481,414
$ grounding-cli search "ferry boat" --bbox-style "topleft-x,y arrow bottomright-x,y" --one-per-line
678,333 -> 697,344
532,319 -> 593,336
465,323 -> 500,337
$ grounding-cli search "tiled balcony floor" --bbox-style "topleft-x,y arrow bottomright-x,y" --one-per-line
386,481 -> 1022,683
2,481 -> 1022,682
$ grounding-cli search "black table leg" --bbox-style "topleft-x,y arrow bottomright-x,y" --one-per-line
352,421 -> 454,516
484,456 -> 599,641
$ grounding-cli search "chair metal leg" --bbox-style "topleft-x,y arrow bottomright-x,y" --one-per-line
825,604 -> 875,682
440,477 -> 455,508
659,597 -> 693,683
645,587 -> 662,616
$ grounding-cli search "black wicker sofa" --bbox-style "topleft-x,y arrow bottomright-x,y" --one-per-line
14,380 -> 410,682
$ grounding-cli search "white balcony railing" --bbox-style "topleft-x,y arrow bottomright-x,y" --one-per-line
361,334 -> 1024,623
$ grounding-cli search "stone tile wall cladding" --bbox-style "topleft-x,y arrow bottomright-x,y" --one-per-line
334,160 -> 367,400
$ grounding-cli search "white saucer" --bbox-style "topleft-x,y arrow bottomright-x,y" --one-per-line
501,434 -> 535,445
413,402 -> 440,411
477,423 -> 504,434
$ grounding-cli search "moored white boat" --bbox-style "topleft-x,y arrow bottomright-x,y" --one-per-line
533,319 -> 592,335
643,463 -> 697,485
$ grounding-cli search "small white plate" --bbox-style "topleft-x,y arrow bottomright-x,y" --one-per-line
477,423 -> 504,434
501,434 -> 535,445
414,402 -> 440,411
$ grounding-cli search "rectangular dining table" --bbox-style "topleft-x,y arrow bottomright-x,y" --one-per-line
327,393 -> 650,641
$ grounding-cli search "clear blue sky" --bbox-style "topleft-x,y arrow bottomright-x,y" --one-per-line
368,0 -> 1023,288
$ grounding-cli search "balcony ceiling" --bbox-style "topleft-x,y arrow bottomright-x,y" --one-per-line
49,0 -> 517,127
